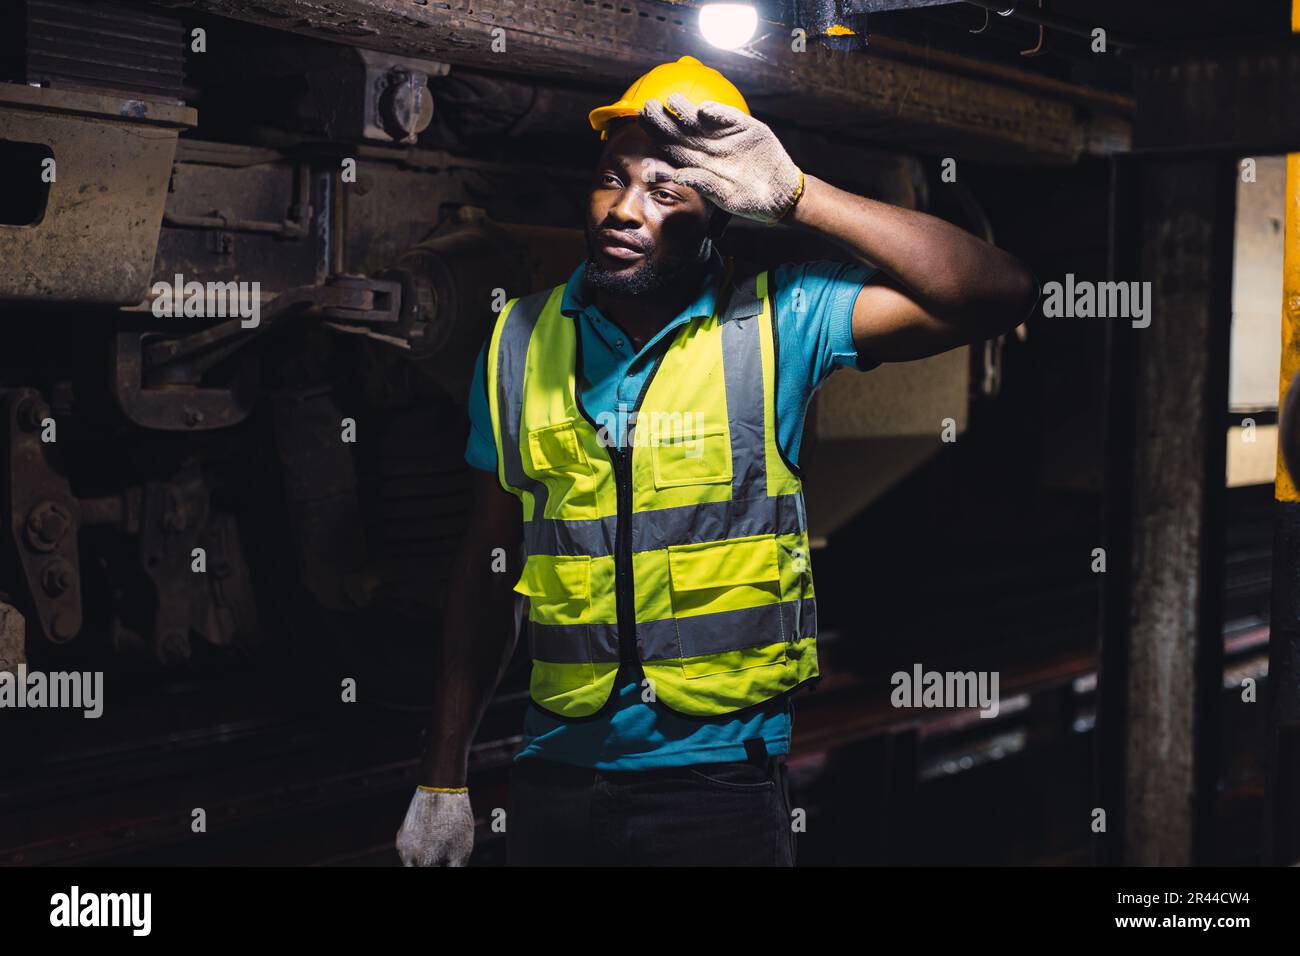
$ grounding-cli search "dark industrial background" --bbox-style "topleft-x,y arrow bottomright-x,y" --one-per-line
0,0 -> 1296,866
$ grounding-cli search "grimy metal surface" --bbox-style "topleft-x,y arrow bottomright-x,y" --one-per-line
1093,27 -> 1300,868
1133,37 -> 1300,153
149,0 -> 1127,162
0,85 -> 196,305
5,389 -> 84,645
855,0 -> 955,10
1099,155 -> 1234,866
4,0 -> 188,102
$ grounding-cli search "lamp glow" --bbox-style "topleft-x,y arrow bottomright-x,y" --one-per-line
698,3 -> 758,50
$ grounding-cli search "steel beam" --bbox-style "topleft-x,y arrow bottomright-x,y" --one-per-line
1134,38 -> 1300,153
149,0 -> 1129,162
854,0 -> 956,10
1097,154 -> 1235,865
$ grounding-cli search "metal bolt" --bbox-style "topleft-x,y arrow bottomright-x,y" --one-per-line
41,561 -> 73,597
25,502 -> 69,552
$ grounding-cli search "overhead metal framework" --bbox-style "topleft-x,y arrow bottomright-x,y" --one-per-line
149,0 -> 1130,163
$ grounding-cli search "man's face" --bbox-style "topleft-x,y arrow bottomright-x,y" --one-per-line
584,121 -> 717,297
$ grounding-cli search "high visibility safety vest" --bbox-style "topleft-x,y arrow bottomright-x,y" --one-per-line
485,257 -> 819,719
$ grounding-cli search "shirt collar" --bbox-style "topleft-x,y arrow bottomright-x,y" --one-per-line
560,245 -> 729,324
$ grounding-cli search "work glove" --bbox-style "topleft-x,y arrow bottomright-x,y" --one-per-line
395,787 -> 475,866
640,92 -> 805,224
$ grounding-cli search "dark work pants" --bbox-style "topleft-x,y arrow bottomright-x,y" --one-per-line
506,754 -> 797,866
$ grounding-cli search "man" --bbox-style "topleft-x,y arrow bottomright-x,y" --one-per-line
396,56 -> 1037,866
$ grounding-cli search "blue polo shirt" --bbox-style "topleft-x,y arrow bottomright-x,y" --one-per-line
466,248 -> 876,770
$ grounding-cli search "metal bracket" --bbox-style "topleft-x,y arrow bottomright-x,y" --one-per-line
113,280 -> 394,431
4,389 -> 82,643
113,330 -> 261,432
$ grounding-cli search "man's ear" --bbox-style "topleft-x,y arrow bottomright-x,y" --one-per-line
707,207 -> 732,241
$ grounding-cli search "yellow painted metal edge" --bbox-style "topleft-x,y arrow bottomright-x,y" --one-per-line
1278,0 -> 1300,499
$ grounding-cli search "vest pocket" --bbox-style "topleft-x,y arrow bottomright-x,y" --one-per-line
666,534 -> 786,677
783,539 -> 812,641
525,418 -> 598,518
651,423 -> 732,489
526,419 -> 589,473
512,554 -> 592,628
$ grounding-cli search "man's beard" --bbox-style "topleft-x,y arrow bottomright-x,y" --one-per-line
583,234 -> 710,298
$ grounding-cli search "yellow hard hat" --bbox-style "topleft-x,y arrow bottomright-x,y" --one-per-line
588,55 -> 750,140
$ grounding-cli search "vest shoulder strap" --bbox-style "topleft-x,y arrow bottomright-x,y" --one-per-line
493,284 -> 562,372
508,285 -> 560,329
720,256 -> 769,324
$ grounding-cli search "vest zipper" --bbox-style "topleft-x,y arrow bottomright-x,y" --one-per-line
614,348 -> 670,682
610,445 -> 640,676
572,277 -> 730,693
571,318 -> 649,685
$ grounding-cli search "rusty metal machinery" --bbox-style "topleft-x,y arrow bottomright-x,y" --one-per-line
384,208 -> 532,399
1,387 -> 262,664
0,0 -> 196,304
0,0 -> 188,101
113,279 -> 399,433
3,390 -> 82,645
0,83 -> 196,304
82,475 -> 260,667
146,0 -> 1133,164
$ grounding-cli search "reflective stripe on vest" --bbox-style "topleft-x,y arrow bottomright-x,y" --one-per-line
486,257 -> 819,718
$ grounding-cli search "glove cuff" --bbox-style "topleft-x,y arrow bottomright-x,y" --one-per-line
418,785 -> 469,794
771,167 -> 805,225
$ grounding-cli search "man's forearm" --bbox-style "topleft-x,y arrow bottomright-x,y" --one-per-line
787,173 -> 1037,321
418,543 -> 520,788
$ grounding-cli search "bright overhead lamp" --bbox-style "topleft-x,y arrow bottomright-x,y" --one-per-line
698,3 -> 759,50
